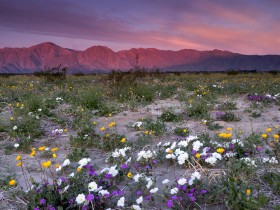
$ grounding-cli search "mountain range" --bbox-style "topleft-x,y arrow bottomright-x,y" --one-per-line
1,42 -> 280,74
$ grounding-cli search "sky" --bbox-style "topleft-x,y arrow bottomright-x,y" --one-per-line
0,0 -> 280,55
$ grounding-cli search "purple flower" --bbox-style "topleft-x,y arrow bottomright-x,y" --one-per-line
181,185 -> 187,191
111,190 -> 118,196
118,190 -> 124,195
89,170 -> 95,176
187,193 -> 193,197
145,195 -> 151,201
86,194 -> 94,201
136,190 -> 142,195
229,144 -> 235,149
82,205 -> 88,210
34,208 -> 40,210
189,196 -> 196,202
167,200 -> 173,208
189,188 -> 195,193
121,163 -> 128,169
171,195 -> 178,200
200,189 -> 207,195
39,198 -> 46,205
47,205 -> 55,210
244,152 -> 249,157
60,176 -> 66,182
104,173 -> 112,179
192,150 -> 196,155
152,159 -> 158,164
68,198 -> 75,204
36,188 -> 41,193
86,164 -> 91,170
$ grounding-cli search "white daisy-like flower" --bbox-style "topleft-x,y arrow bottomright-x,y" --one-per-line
117,196 -> 125,207
136,196 -> 143,204
170,187 -> 179,194
162,179 -> 170,184
178,178 -> 187,185
75,193 -> 85,205
150,187 -> 158,193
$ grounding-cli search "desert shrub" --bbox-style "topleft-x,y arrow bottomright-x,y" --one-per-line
159,110 -> 182,122
34,65 -> 67,82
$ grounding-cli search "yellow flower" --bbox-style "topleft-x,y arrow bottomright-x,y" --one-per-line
29,149 -> 36,157
38,146 -> 46,151
92,122 -> 97,125
266,128 -> 272,133
183,129 -> 187,133
275,125 -> 279,129
55,164 -> 60,169
42,161 -> 51,168
226,127 -> 232,131
273,134 -> 279,139
108,121 -> 116,127
51,147 -> 58,152
108,113 -> 112,117
9,179 -> 16,186
195,153 -> 201,158
16,161 -> 22,167
52,153 -> 57,158
16,155 -> 21,161
246,189 -> 251,195
77,166 -> 82,172
261,133 -> 268,139
64,128 -> 68,133
167,149 -> 173,154
100,127 -> 105,131
144,130 -> 149,135
121,138 -> 126,143
10,117 -> 14,121
217,148 -> 225,154
127,172 -> 133,178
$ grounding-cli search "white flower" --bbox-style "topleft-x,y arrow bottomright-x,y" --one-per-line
88,181 -> 98,191
62,159 -> 70,167
150,187 -> 158,193
212,152 -> 222,160
45,147 -> 49,151
136,196 -> 143,204
38,109 -> 42,112
162,179 -> 170,184
170,187 -> 179,194
56,166 -> 62,172
178,178 -> 187,185
78,158 -> 91,167
108,165 -> 118,177
132,205 -> 142,210
269,157 -> 278,164
117,196 -> 125,207
205,157 -> 217,165
192,140 -> 203,151
99,190 -> 109,196
166,154 -> 176,159
75,193 -> 85,204
262,157 -> 269,163
146,179 -> 153,189
133,174 -> 141,182
187,135 -> 198,141
157,142 -> 162,147
177,152 -> 189,165
178,140 -> 189,147
191,171 -> 201,180
14,143 -> 19,148
12,126 -> 17,130
62,185 -> 69,193
163,142 -> 171,147
69,172 -> 74,177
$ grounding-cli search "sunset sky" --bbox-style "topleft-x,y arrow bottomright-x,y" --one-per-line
0,0 -> 279,55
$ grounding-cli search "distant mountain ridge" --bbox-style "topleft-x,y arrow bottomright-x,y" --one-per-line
0,42 -> 280,74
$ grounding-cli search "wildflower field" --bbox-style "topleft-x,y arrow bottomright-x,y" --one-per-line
0,72 -> 280,210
